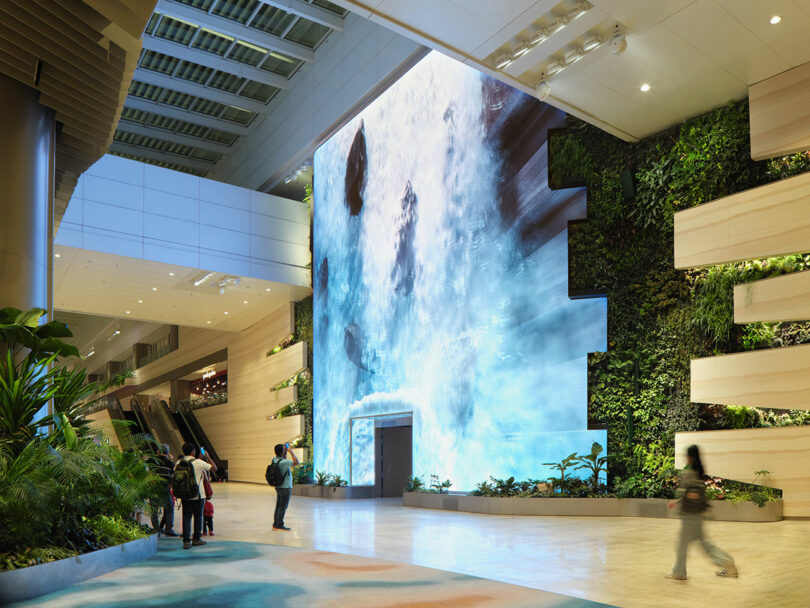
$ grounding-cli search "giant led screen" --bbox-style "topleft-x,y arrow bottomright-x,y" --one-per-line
313,52 -> 607,489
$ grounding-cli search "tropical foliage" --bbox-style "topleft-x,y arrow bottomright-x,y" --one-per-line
0,308 -> 160,570
547,99 -> 810,495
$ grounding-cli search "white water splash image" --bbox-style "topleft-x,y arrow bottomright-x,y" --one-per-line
314,52 -> 607,489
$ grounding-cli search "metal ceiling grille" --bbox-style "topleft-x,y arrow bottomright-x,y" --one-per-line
114,0 -> 345,176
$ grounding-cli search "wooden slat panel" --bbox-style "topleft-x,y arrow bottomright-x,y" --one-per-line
691,344 -> 810,410
674,171 -> 810,268
675,427 -> 810,517
750,61 -> 810,161
734,271 -> 810,323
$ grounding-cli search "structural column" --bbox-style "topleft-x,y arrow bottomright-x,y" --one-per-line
0,73 -> 55,312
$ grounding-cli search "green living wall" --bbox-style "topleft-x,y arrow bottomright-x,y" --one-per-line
549,99 -> 810,496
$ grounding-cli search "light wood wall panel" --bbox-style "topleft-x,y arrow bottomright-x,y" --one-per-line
675,427 -> 810,517
691,344 -> 810,410
673,171 -> 810,268
194,305 -> 309,483
749,61 -> 810,161
734,271 -> 810,323
87,409 -> 120,449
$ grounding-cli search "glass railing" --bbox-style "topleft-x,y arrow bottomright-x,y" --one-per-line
138,335 -> 172,367
177,393 -> 228,411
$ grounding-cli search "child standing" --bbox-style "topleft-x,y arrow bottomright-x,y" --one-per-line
203,500 -> 214,536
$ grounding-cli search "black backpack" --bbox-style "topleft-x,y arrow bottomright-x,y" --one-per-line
172,459 -> 199,500
265,457 -> 288,487
681,484 -> 709,514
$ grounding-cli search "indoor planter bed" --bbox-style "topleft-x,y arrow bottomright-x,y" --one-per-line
293,484 -> 375,499
402,492 -> 782,522
0,534 -> 158,605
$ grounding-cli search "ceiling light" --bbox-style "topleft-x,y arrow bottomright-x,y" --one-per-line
567,2 -> 590,20
151,287 -> 158,291
193,271 -> 215,287
223,311 -> 229,315
536,79 -> 551,100
608,29 -> 627,55
640,83 -> 651,92
238,40 -> 268,53
583,35 -> 601,52
206,321 -> 211,324
565,48 -> 584,64
125,310 -> 131,314
770,15 -> 781,24
138,299 -> 143,303
270,51 -> 295,63
243,300 -> 248,304
86,348 -> 95,358
512,43 -> 532,59
545,60 -> 566,76
169,272 -> 175,276
201,27 -> 233,41
265,288 -> 271,292
54,253 -> 61,258
529,30 -> 549,46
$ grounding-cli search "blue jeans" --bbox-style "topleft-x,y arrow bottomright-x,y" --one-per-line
274,488 -> 291,528
181,498 -> 204,542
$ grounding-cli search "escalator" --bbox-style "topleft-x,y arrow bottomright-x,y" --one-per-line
167,399 -> 228,481
106,398 -> 135,451
127,399 -> 151,437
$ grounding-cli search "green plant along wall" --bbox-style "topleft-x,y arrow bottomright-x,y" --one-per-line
549,99 -> 810,497
271,296 -> 314,464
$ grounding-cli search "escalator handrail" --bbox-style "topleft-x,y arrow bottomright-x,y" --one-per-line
175,400 -> 223,469
129,399 -> 153,443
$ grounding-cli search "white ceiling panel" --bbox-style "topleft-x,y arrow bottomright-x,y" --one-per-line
716,0 -> 810,44
629,25 -> 719,86
336,0 -> 810,140
588,0 -> 697,33
447,0 -> 541,28
53,245 -> 311,332
723,44 -> 791,85
662,0 -> 762,66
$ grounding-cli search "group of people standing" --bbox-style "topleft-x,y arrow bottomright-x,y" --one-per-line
151,443 -> 217,549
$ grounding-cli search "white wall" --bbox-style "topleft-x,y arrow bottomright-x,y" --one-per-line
214,12 -> 425,190
56,155 -> 310,286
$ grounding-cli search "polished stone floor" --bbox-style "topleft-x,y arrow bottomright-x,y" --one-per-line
15,540 -> 609,608
208,483 -> 809,608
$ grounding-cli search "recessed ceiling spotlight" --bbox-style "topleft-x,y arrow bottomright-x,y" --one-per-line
640,83 -> 651,92
770,15 -> 781,24
169,272 -> 175,276
243,300 -> 248,304
54,253 -> 61,258
152,287 -> 158,291
138,299 -> 143,303
224,311 -> 229,315
125,310 -> 131,314
206,321 -> 211,324
265,288 -> 271,292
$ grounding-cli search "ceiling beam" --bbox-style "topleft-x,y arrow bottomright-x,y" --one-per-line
116,120 -> 233,155
156,0 -> 316,62
109,141 -> 216,173
134,68 -> 271,113
142,35 -> 286,90
260,0 -> 343,31
124,96 -> 251,136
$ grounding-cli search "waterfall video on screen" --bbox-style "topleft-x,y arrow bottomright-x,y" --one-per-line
313,51 -> 607,489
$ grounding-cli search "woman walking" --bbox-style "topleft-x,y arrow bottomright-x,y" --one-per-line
666,444 -> 738,581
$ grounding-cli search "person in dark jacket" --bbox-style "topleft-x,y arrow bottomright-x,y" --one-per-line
150,444 -> 178,537
665,444 -> 737,580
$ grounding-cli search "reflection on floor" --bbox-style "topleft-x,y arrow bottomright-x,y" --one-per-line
14,540 -> 612,608
213,483 -> 809,608
16,482 -> 810,608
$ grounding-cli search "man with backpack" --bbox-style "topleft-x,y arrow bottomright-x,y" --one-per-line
150,443 -> 178,537
173,443 -> 217,549
266,443 -> 298,531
